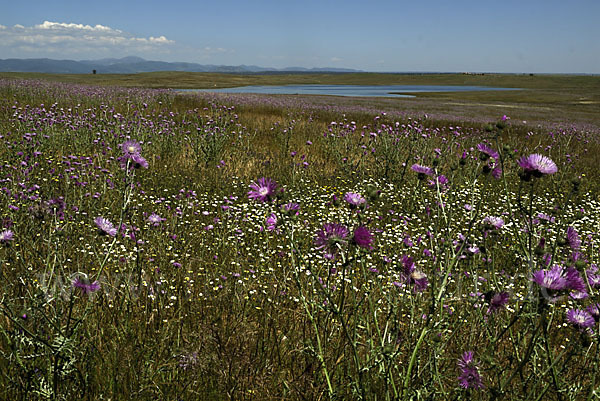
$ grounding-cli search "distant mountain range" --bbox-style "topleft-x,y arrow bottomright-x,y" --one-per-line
0,56 -> 362,74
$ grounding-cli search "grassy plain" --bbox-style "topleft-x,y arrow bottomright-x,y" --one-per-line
0,75 -> 599,400
2,71 -> 599,128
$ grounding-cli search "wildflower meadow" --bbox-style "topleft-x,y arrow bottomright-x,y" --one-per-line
1,78 -> 599,400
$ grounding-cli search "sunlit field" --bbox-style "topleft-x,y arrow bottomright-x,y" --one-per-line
1,78 -> 600,400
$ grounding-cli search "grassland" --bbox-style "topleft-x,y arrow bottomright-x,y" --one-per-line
0,76 -> 599,400
2,71 -> 599,129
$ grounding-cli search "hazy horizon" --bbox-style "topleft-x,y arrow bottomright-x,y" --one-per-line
2,0 -> 599,74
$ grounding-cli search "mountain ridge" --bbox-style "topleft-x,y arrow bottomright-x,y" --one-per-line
0,56 -> 363,74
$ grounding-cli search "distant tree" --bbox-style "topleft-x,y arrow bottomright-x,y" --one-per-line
93,70 -> 97,75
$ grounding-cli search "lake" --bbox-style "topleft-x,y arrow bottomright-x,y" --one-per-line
180,84 -> 520,98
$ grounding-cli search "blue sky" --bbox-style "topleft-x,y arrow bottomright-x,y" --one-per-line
1,0 -> 598,73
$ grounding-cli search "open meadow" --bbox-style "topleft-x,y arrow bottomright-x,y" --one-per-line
0,75 -> 600,400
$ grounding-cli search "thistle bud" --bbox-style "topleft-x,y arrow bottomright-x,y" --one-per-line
368,188 -> 381,202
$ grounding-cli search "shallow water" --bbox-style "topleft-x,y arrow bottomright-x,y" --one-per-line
179,84 -> 520,98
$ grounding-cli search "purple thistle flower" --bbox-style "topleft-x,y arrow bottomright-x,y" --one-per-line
532,265 -> 585,301
72,277 -> 101,295
477,143 -> 499,161
0,229 -> 14,244
476,143 -> 502,179
119,153 -> 148,170
411,164 -> 434,177
428,174 -> 449,191
352,226 -> 374,250
485,291 -> 509,314
121,140 -> 142,157
566,308 -> 595,329
94,216 -> 117,237
314,223 -> 349,260
282,202 -> 299,215
401,254 -> 415,275
586,303 -> 600,321
130,153 -> 148,169
570,251 -> 584,263
400,255 -> 428,292
537,237 -> 547,250
483,216 -> 504,230
458,351 -> 484,390
565,226 -> 581,250
467,245 -> 480,255
586,264 -> 600,288
147,213 -> 165,226
118,140 -> 148,170
437,174 -> 449,186
265,213 -> 279,232
565,267 -> 586,293
537,213 -> 555,224
248,177 -> 278,203
344,192 -> 366,208
517,154 -> 558,177
570,290 -> 589,300
531,265 -> 569,292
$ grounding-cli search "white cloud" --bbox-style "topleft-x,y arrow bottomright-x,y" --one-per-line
36,21 -> 117,33
0,21 -> 176,59
330,57 -> 343,62
203,46 -> 230,54
149,36 -> 174,44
